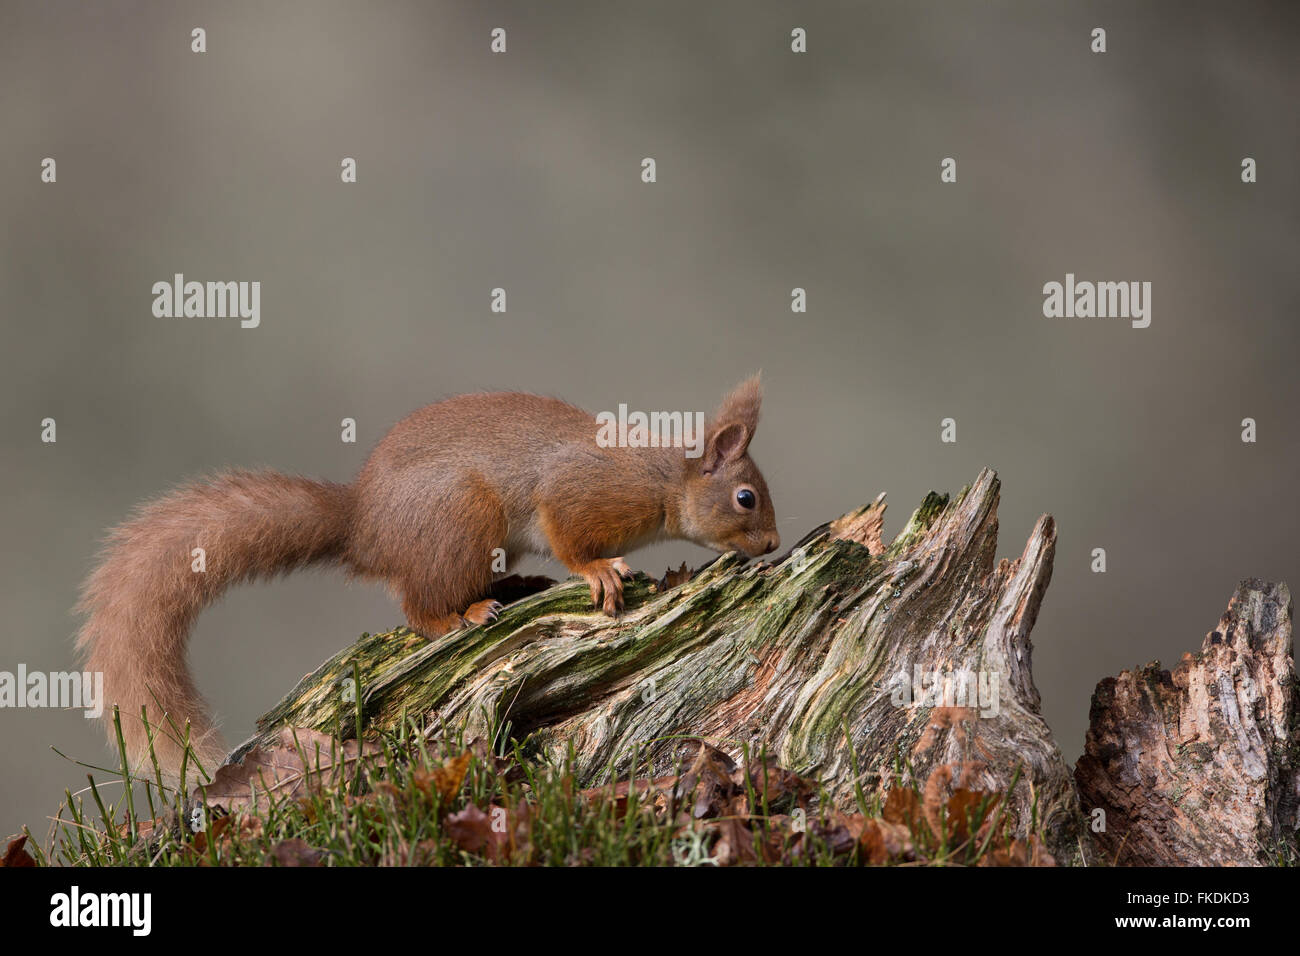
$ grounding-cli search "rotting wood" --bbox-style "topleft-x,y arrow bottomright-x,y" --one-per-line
232,467 -> 1089,862
1075,579 -> 1298,865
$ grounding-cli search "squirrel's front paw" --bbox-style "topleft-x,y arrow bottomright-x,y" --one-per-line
580,557 -> 634,616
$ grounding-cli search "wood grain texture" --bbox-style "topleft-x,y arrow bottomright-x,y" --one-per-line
1076,579 -> 1297,865
231,468 -> 1298,865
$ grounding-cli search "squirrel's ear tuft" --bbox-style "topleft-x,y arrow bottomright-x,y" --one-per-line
711,374 -> 762,436
701,375 -> 762,472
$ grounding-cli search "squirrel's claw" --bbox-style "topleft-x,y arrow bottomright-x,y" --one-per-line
582,557 -> 633,617
463,598 -> 504,626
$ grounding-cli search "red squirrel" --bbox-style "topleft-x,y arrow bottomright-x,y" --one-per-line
77,376 -> 778,780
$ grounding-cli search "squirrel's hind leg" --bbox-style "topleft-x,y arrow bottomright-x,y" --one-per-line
397,474 -> 509,637
462,598 -> 504,625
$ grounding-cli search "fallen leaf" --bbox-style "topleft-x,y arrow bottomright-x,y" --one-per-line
444,804 -> 494,854
271,838 -> 324,867
944,788 -> 998,845
707,817 -> 757,866
978,836 -> 1057,867
731,756 -> 811,811
881,786 -> 922,830
413,750 -> 473,805
444,802 -> 533,863
580,774 -> 680,819
1,835 -> 36,867
675,742 -> 740,819
195,728 -> 382,812
659,563 -> 694,589
922,762 -> 991,840
859,819 -> 915,864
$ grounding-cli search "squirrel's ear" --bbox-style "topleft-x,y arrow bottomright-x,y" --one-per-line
702,376 -> 761,472
702,422 -> 750,473
711,374 -> 762,436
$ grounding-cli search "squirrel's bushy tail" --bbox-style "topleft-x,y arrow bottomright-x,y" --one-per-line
76,469 -> 354,784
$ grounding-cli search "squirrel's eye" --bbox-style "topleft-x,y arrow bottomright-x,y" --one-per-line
736,488 -> 756,510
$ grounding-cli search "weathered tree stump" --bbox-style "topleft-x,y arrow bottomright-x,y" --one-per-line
232,467 -> 1086,862
1075,579 -> 1298,865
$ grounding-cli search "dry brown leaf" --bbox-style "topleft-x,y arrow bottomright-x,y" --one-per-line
444,802 -> 533,863
659,562 -> 695,589
444,804 -> 494,855
806,813 -> 861,858
195,728 -> 381,812
412,750 -> 473,805
881,786 -> 922,830
707,818 -> 755,866
295,797 -> 319,825
190,813 -> 260,856
490,801 -> 534,864
1,835 -> 36,867
675,742 -> 740,819
922,762 -> 992,840
115,815 -> 172,840
832,811 -> 867,842
922,763 -> 955,837
730,756 -> 811,811
271,838 -> 324,867
859,819 -> 915,864
978,836 -> 1057,867
580,774 -> 680,819
944,788 -> 999,844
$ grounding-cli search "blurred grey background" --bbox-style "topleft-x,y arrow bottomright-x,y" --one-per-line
1,0 -> 1297,842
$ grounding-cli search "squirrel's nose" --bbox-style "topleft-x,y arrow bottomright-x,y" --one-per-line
762,533 -> 780,554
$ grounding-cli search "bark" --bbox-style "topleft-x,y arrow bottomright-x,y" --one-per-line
1075,579 -> 1298,865
232,467 -> 1086,861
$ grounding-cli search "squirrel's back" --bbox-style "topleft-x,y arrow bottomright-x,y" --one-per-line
360,392 -> 595,477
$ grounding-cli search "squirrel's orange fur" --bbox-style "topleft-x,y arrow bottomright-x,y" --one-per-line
77,377 -> 778,780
